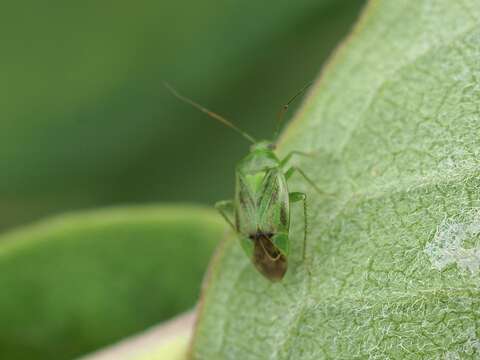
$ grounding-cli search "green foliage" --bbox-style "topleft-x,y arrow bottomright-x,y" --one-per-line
191,0 -> 480,358
0,205 -> 225,360
0,0 -> 364,231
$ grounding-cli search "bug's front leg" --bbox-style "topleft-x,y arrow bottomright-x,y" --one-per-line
289,192 -> 312,277
214,200 -> 236,231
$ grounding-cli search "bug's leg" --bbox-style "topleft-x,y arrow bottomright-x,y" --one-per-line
281,150 -> 336,195
279,150 -> 316,168
285,166 -> 326,195
214,200 -> 236,231
289,192 -> 311,275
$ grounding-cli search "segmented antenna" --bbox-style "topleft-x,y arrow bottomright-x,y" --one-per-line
274,81 -> 313,141
164,82 -> 256,144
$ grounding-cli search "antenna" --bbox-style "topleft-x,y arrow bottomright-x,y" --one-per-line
274,81 -> 313,141
164,82 -> 256,144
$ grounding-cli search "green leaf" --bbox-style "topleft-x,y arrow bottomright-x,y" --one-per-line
134,335 -> 190,360
82,312 -> 195,360
191,1 -> 480,358
0,205 -> 226,360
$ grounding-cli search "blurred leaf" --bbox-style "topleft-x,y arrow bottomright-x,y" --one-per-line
81,311 -> 195,360
85,336 -> 190,360
0,205 -> 226,360
191,0 -> 480,358
135,336 -> 189,360
0,0 -> 365,231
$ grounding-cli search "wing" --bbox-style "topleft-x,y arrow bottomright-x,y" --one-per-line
238,233 -> 288,282
256,169 -> 290,234
234,172 -> 258,235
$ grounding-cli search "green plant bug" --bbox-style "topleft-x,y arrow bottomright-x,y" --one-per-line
165,82 -> 322,281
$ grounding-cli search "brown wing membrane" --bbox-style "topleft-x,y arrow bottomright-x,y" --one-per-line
251,233 -> 287,281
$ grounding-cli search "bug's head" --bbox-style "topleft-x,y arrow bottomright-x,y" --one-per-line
250,140 -> 276,152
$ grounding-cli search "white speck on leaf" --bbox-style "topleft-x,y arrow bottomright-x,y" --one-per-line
425,210 -> 480,274
444,327 -> 480,358
445,351 -> 460,360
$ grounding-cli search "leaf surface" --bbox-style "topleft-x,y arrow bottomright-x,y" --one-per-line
191,1 -> 480,358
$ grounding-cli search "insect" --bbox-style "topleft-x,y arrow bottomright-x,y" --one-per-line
165,82 -> 322,281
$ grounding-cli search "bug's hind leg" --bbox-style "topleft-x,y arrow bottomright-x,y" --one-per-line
289,192 -> 311,275
215,200 -> 236,231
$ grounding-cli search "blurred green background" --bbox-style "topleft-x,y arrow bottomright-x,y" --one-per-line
0,0 -> 365,358
0,0 -> 365,232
